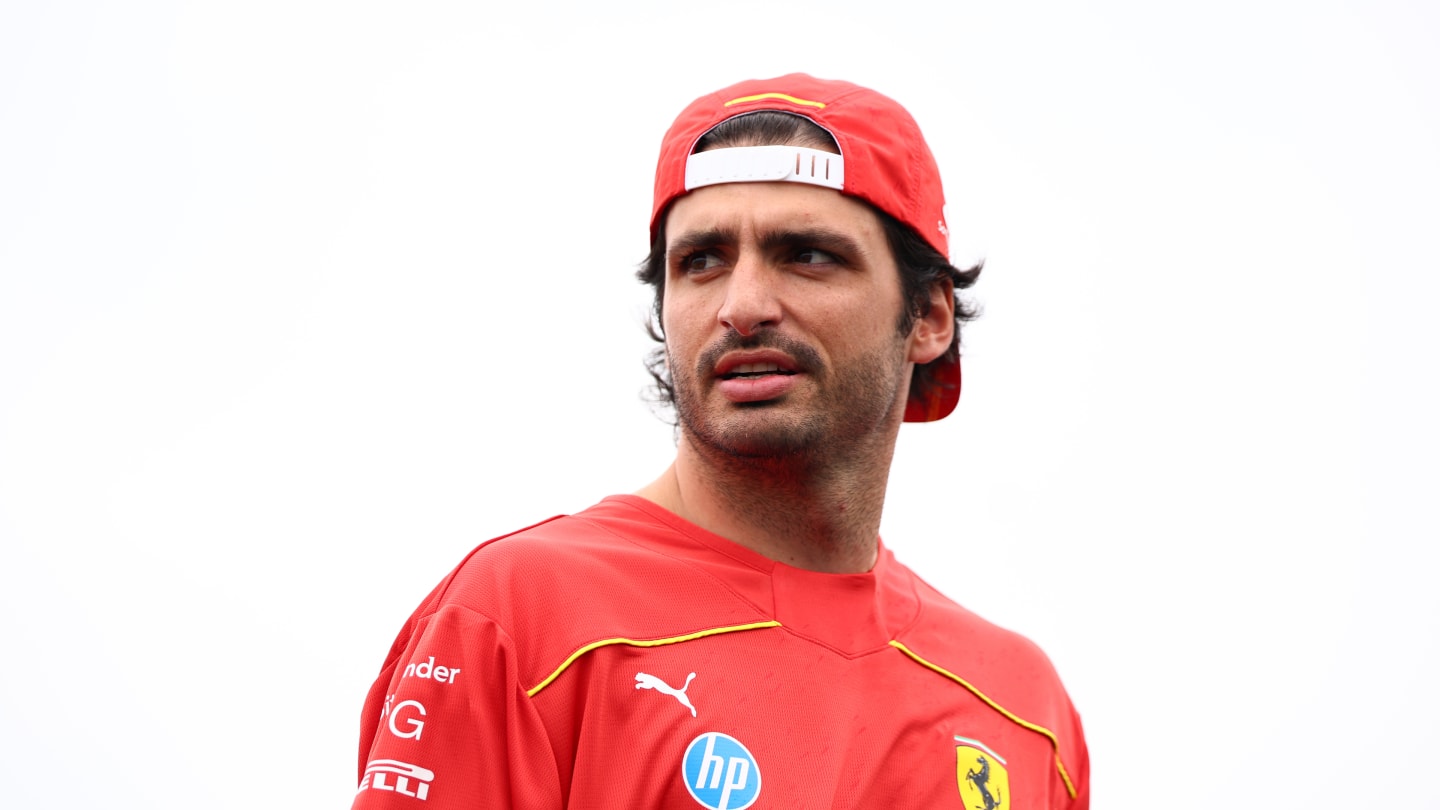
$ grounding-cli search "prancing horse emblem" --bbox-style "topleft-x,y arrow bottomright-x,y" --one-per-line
635,671 -> 697,717
955,736 -> 1010,810
966,756 -> 1003,810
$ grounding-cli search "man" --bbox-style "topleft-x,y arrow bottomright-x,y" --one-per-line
353,74 -> 1089,809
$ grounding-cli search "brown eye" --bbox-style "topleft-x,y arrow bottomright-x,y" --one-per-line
683,252 -> 724,272
794,248 -> 838,265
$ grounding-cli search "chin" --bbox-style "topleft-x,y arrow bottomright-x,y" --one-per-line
683,405 -> 830,460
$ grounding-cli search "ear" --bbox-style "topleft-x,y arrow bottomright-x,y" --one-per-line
907,277 -> 955,365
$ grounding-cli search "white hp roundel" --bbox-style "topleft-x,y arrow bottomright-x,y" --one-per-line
682,732 -> 761,810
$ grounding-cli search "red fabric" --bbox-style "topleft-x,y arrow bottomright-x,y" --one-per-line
353,496 -> 1088,809
651,74 -> 950,260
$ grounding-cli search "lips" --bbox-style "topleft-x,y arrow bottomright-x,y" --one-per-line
720,362 -> 796,380
712,349 -> 804,403
713,350 -> 801,380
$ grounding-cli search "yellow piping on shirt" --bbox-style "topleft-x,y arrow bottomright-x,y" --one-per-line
889,640 -> 1078,799
527,621 -> 782,697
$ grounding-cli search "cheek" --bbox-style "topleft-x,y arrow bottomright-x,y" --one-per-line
661,284 -> 714,348
833,299 -> 909,361
660,299 -> 699,366
811,292 -> 887,342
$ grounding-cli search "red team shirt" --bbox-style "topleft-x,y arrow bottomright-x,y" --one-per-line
354,496 -> 1089,809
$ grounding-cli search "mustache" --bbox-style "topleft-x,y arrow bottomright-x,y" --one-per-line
697,330 -> 823,377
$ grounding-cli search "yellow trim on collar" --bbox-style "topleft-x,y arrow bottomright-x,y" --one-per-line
889,640 -> 1079,799
527,621 -> 782,697
724,92 -> 826,109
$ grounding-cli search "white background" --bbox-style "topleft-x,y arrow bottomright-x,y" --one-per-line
2,1 -> 1436,807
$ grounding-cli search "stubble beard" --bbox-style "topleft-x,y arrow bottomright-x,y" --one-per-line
668,330 -> 910,470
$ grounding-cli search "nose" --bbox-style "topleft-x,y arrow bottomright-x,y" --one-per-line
716,256 -> 781,337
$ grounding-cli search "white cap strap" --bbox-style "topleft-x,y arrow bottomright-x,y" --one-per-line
684,145 -> 845,192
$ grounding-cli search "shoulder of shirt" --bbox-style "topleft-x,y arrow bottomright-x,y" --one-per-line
888,555 -> 1083,748
399,495 -> 773,690
894,558 -> 1057,674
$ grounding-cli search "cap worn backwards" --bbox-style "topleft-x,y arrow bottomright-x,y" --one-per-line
649,73 -> 960,422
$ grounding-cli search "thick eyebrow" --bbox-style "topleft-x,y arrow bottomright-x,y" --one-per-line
756,226 -> 866,260
666,225 -> 868,262
666,227 -> 737,259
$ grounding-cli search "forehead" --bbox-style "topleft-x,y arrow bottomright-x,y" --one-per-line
664,182 -> 887,248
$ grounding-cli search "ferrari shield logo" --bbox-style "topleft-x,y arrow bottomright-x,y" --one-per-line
955,736 -> 1009,810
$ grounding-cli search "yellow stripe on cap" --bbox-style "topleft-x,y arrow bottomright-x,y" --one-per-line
724,92 -> 826,109
527,621 -> 782,697
890,640 -> 1079,799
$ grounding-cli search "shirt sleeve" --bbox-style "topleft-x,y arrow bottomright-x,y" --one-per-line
352,603 -> 562,809
1059,699 -> 1090,810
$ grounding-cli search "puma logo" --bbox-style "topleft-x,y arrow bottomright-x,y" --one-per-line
635,671 -> 697,717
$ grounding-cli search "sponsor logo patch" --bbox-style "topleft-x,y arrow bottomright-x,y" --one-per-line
954,735 -> 1009,810
682,732 -> 760,810
380,695 -> 427,740
402,656 -> 460,684
358,759 -> 434,802
635,671 -> 698,717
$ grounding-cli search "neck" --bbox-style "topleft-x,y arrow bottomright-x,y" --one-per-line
637,425 -> 900,574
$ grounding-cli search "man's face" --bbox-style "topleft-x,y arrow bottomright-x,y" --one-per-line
661,181 -> 931,460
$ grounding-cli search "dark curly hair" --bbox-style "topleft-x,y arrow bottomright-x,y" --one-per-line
637,111 -> 982,421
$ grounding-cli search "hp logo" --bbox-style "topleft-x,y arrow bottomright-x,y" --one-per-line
682,732 -> 761,810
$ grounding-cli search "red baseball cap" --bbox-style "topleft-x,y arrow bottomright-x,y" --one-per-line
650,73 -> 960,422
